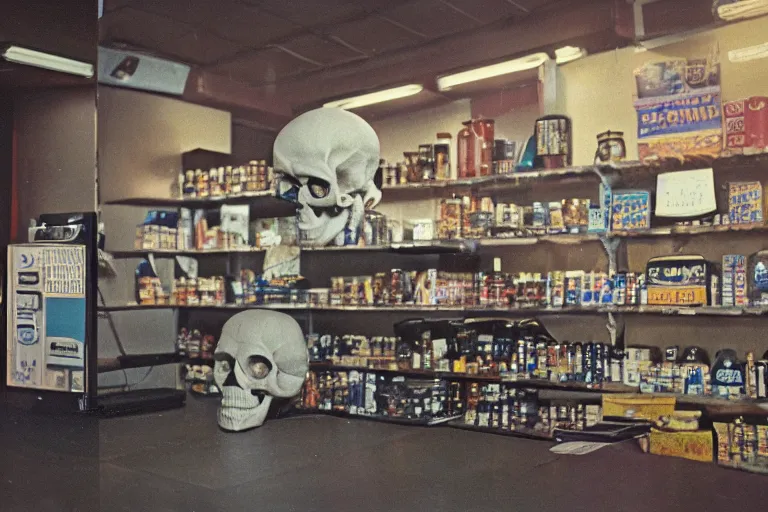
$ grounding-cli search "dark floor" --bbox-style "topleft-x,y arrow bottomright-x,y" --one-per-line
1,398 -> 767,512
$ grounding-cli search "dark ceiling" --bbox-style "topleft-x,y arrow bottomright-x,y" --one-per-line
102,0 -> 550,81
100,0 -> 633,124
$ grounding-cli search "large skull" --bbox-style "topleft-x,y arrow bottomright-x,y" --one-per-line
274,108 -> 382,247
213,310 -> 308,432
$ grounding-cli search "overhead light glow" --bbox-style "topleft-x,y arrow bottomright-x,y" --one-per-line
1,45 -> 94,78
717,0 -> 768,21
555,46 -> 587,65
323,84 -> 424,110
436,52 -> 549,91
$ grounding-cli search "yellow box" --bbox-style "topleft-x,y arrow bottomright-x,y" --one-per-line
602,394 -> 676,421
647,286 -> 707,306
649,429 -> 714,463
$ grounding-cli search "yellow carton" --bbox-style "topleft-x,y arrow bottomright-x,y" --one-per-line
649,429 -> 714,463
602,394 -> 676,421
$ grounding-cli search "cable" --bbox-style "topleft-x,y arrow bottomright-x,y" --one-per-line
97,286 -> 127,356
127,365 -> 155,389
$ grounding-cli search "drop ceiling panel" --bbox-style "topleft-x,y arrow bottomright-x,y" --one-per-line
203,6 -> 302,47
384,0 -> 482,39
257,0 -> 370,26
210,47 -> 318,85
508,0 -> 555,12
441,0 -> 529,24
275,34 -> 366,66
161,31 -> 244,65
100,7 -> 191,47
329,15 -> 424,55
127,0 -> 222,26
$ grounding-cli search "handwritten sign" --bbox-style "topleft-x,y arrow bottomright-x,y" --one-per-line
655,168 -> 717,217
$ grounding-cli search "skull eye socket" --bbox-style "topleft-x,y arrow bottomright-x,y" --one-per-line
214,353 -> 235,374
248,356 -> 272,379
307,178 -> 330,199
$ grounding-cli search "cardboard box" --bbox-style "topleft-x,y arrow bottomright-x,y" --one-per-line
602,394 -> 676,421
649,429 -> 714,463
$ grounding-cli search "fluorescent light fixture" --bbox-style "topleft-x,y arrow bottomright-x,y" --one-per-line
323,84 -> 424,110
1,45 -> 94,78
437,52 -> 549,91
555,46 -> 587,65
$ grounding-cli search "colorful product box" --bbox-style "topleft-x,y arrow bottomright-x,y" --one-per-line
728,181 -> 764,225
722,255 -> 747,307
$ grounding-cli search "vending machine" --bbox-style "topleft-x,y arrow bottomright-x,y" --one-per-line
5,212 -> 97,410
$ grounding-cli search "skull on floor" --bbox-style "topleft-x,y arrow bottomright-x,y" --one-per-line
213,310 -> 308,432
273,107 -> 382,247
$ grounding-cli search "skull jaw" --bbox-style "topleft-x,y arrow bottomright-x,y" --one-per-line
217,392 -> 273,432
298,208 -> 350,247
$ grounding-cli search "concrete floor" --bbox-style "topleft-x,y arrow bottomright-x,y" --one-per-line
1,398 -> 767,512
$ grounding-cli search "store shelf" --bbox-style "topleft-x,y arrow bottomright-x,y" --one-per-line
308,362 -> 638,393
380,153 -> 768,196
291,408 -> 461,426
97,302 -> 768,318
105,191 -> 297,218
651,393 -> 768,418
301,239 -> 476,254
447,419 -> 553,440
97,303 -> 309,312
109,248 -> 266,259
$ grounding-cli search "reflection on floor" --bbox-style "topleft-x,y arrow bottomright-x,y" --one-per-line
1,397 -> 766,511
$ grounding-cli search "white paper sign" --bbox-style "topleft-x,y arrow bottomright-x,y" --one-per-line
655,168 -> 717,217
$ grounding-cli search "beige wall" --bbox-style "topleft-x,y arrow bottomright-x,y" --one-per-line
97,87 -> 231,390
14,87 -> 97,238
557,15 -> 768,165
98,87 -> 231,204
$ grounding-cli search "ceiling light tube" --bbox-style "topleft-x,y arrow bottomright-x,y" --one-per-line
555,46 -> 587,65
1,45 -> 94,78
323,84 -> 424,110
437,52 -> 549,91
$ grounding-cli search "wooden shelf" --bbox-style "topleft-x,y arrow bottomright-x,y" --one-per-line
447,419 -> 553,440
307,362 -> 637,393
300,222 -> 768,254
109,248 -> 266,259
290,408 -> 460,426
301,239 -> 476,254
97,302 -> 768,318
381,153 -> 768,196
105,191 -> 297,219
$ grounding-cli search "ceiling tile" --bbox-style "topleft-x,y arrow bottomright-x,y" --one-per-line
160,31 -> 244,65
328,15 -> 423,55
102,0 -> 136,12
206,6 -> 302,47
276,34 -> 365,66
210,47 -> 318,85
100,7 -> 191,47
126,0 -> 220,26
257,0 -> 369,26
508,0 -> 555,12
383,0 -> 481,39
440,0 -> 528,24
